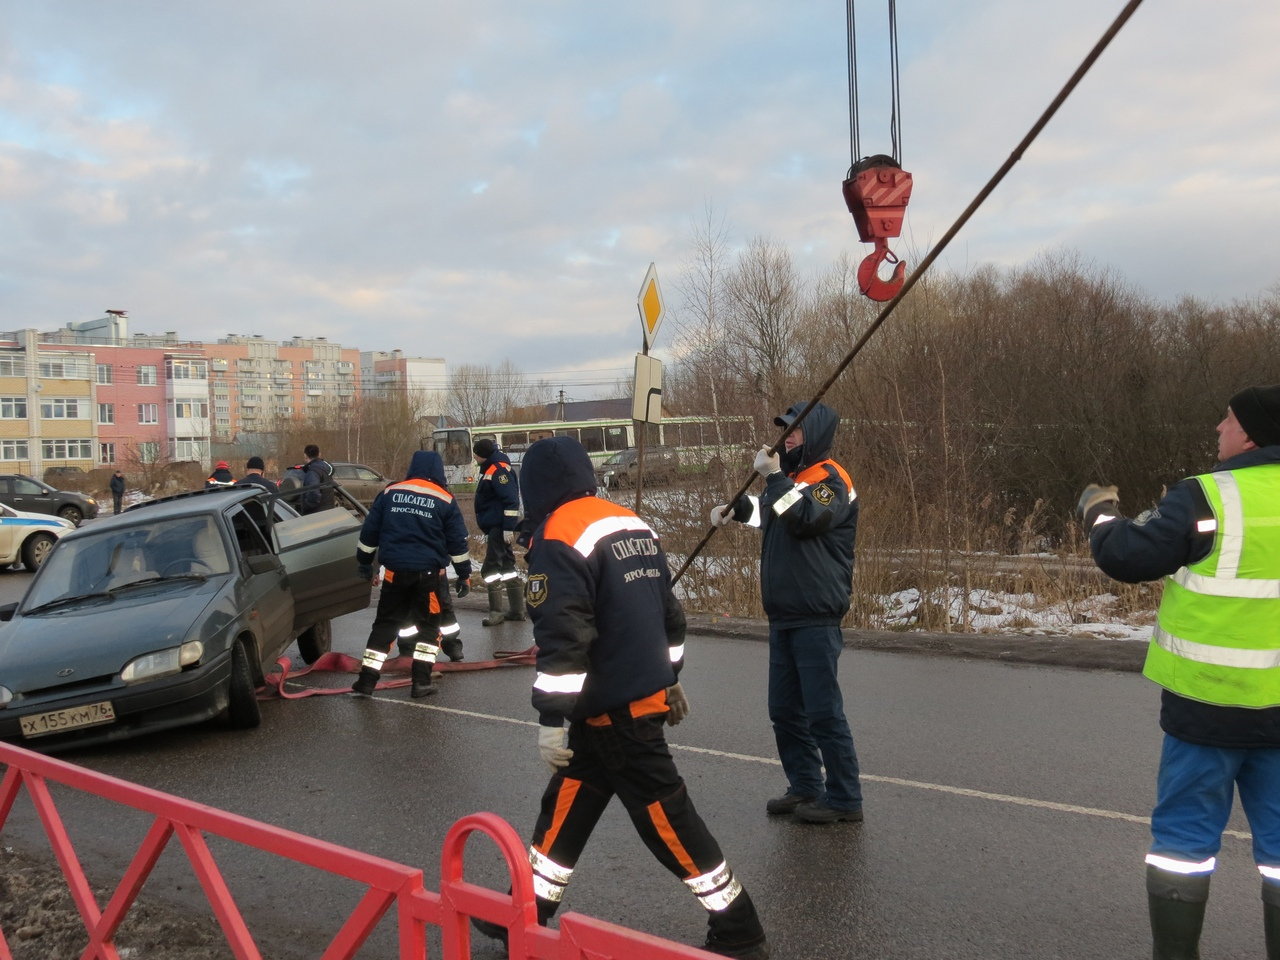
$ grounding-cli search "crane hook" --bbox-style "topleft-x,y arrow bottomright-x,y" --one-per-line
857,238 -> 906,302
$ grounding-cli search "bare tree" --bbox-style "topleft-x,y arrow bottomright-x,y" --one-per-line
448,361 -> 537,425
723,236 -> 805,408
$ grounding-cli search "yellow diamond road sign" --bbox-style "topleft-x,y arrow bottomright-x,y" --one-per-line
637,262 -> 665,351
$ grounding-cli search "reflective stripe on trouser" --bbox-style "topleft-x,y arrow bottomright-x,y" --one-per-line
412,641 -> 439,664
364,569 -> 443,660
1151,733 -> 1280,870
530,711 -> 737,907
481,528 -> 517,582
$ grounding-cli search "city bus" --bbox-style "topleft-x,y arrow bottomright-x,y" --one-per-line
430,416 -> 755,487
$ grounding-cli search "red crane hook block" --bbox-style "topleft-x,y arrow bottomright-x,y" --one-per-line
842,154 -> 913,302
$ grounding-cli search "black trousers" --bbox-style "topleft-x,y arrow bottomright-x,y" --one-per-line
480,528 -> 516,584
364,569 -> 441,660
527,704 -> 762,943
112,493 -> 122,515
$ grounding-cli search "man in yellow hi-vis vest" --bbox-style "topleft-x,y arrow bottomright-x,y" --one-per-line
1079,384 -> 1280,960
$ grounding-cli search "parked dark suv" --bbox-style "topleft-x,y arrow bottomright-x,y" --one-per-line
0,475 -> 99,525
330,462 -> 389,508
595,446 -> 680,489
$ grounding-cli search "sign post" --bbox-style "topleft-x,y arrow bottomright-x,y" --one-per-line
632,263 -> 666,510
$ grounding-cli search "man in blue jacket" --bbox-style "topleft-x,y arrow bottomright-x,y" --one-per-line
351,450 -> 472,699
472,438 -> 523,625
1079,384 -> 1280,960
472,436 -> 768,959
711,401 -> 863,825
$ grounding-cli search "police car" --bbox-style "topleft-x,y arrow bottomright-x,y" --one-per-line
0,502 -> 73,571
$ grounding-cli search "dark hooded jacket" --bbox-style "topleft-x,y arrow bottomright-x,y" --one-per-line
474,449 -> 521,532
519,436 -> 686,727
1090,444 -> 1280,749
356,450 -> 472,577
732,401 -> 858,626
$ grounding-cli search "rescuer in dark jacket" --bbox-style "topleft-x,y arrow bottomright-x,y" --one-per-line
472,438 -> 524,626
1079,384 -> 1280,960
235,456 -> 278,493
711,401 -> 863,825
204,461 -> 235,489
471,436 -> 769,960
303,444 -> 336,512
351,450 -> 472,699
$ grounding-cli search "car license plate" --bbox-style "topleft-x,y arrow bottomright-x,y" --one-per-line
19,701 -> 116,739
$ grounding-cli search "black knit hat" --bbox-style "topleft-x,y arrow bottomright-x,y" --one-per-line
1229,384 -> 1280,447
473,438 -> 496,459
246,455 -> 265,471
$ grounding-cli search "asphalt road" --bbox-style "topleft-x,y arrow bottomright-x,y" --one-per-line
0,568 -> 1268,959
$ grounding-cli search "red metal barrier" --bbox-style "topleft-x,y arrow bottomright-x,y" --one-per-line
0,741 -> 716,960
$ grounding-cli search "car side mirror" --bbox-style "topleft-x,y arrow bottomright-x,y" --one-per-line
245,553 -> 282,576
0,601 -> 18,622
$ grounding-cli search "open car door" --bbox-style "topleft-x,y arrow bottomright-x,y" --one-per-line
273,494 -> 371,635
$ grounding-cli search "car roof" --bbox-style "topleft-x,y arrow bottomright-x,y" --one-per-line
62,486 -> 267,538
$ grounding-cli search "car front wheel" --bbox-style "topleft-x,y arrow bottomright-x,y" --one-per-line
226,639 -> 262,730
21,532 -> 56,572
296,619 -> 332,665
57,505 -> 82,525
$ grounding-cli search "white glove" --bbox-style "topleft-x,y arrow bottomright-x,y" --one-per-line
709,504 -> 734,528
504,530 -> 516,544
753,446 -> 781,479
538,725 -> 573,773
665,683 -> 690,725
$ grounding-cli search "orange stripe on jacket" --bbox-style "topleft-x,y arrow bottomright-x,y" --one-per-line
386,477 -> 454,503
647,799 -> 698,877
543,496 -> 636,547
537,778 -> 582,855
795,459 -> 853,493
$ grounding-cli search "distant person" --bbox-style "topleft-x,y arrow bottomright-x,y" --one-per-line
710,401 -> 863,825
304,444 -> 335,512
471,436 -> 768,959
472,438 -> 524,625
236,456 -> 278,494
109,470 -> 126,514
351,450 -> 472,699
204,461 -> 235,489
1079,384 -> 1280,960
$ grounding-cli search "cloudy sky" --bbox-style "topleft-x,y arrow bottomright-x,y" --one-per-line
2,1 -> 1277,397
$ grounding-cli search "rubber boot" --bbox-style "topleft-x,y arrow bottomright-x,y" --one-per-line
1148,866 -> 1210,960
504,578 -> 526,621
1263,881 -> 1280,960
704,888 -> 769,960
440,636 -> 464,661
471,894 -> 558,948
350,666 -> 379,698
410,659 -> 438,699
482,583 -> 505,626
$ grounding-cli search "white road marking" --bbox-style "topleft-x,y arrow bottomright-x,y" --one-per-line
369,696 -> 1253,843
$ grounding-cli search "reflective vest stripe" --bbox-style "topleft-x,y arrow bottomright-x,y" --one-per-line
1170,567 -> 1280,599
1153,625 -> 1280,670
571,516 -> 655,557
1216,471 -> 1245,578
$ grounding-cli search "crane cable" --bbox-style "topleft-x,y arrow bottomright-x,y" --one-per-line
673,0 -> 1147,585
847,0 -> 903,167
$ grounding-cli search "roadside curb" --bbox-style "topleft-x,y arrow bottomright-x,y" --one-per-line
451,597 -> 1148,673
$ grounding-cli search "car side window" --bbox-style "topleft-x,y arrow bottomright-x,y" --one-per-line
356,468 -> 380,481
13,479 -> 43,495
0,479 -> 11,495
229,507 -> 272,559
333,465 -> 356,478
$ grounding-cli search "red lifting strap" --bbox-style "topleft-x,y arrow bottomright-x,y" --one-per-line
842,155 -> 913,301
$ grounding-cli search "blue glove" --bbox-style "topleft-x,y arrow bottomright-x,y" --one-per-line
455,577 -> 470,599
357,563 -> 374,582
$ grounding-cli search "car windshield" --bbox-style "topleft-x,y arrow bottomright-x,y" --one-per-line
23,516 -> 231,611
602,452 -> 629,467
